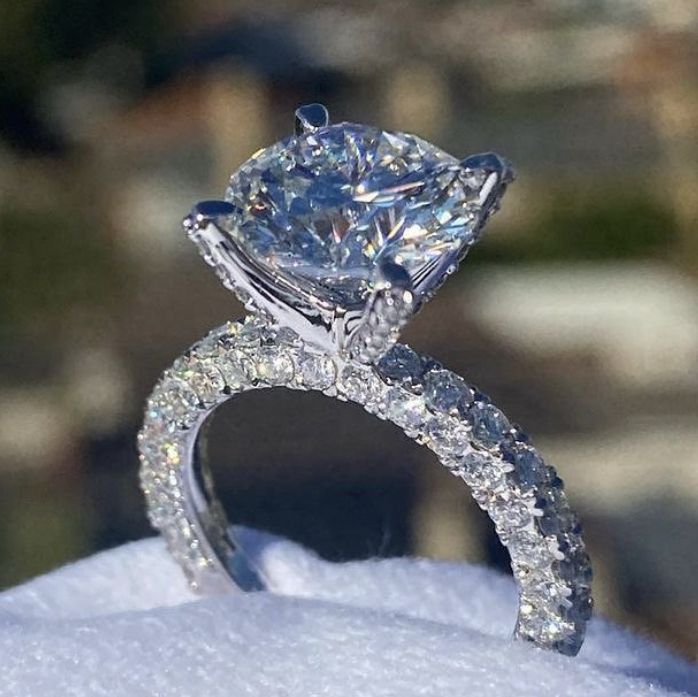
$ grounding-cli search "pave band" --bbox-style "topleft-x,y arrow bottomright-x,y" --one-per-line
138,315 -> 592,656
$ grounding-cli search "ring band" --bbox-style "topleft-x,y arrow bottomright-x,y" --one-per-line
138,317 -> 592,655
137,103 -> 592,656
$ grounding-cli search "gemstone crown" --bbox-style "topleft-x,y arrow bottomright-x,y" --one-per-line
223,122 -> 502,308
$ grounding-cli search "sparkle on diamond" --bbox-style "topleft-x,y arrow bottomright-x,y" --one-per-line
225,123 -> 482,307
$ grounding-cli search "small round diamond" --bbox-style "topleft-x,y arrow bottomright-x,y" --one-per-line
508,531 -> 551,568
468,400 -> 511,446
255,348 -> 295,385
503,442 -> 546,489
376,344 -> 423,389
218,353 -> 247,391
237,319 -> 269,347
490,495 -> 533,530
384,388 -> 426,433
338,365 -> 381,405
426,416 -> 471,457
186,362 -> 225,404
459,450 -> 505,489
424,369 -> 473,414
300,354 -> 337,390
156,379 -> 199,428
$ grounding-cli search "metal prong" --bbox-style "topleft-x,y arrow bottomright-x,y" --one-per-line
346,259 -> 415,364
184,200 -> 236,233
294,103 -> 330,135
461,152 -> 515,186
374,259 -> 413,296
460,152 -> 514,237
184,199 -> 338,354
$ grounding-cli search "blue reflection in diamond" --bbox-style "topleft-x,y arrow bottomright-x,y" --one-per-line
424,369 -> 473,414
376,344 -> 424,388
468,400 -> 511,446
225,123 -> 486,307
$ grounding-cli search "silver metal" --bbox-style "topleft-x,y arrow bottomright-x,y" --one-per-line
185,202 -> 340,354
139,320 -> 593,656
139,105 -> 592,657
185,105 -> 512,363
185,203 -> 420,361
295,103 -> 330,134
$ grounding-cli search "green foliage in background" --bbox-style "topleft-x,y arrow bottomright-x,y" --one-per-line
483,186 -> 677,263
0,0 -> 169,149
0,475 -> 93,588
0,205 -> 119,331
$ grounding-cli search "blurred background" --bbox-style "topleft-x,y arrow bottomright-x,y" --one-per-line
1,0 -> 697,659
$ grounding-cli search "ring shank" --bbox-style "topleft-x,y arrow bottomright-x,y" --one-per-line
138,316 -> 592,655
184,425 -> 266,592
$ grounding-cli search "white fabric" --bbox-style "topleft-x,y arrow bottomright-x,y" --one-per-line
0,528 -> 696,697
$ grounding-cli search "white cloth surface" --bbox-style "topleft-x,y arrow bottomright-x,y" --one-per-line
0,528 -> 696,697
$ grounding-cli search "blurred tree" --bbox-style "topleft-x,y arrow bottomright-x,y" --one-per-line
0,0 -> 171,151
483,187 -> 677,263
0,205 -> 118,331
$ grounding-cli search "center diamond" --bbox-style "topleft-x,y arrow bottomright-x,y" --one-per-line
225,123 -> 486,307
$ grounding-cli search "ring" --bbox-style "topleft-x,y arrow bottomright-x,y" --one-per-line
138,103 -> 592,656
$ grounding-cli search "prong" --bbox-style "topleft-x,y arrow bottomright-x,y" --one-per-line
374,259 -> 414,296
460,152 -> 514,209
184,200 -> 338,354
294,103 -> 329,135
461,152 -> 514,186
184,200 -> 236,233
345,259 -> 415,364
459,152 -> 514,240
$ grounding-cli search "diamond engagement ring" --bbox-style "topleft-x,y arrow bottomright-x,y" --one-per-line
138,104 -> 592,656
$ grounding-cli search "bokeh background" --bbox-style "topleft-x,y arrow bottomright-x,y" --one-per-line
1,0 -> 697,659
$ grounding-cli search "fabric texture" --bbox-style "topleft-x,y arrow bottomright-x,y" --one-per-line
0,528 -> 696,697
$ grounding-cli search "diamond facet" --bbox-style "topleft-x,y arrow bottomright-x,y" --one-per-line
300,354 -> 337,390
384,387 -> 426,433
225,123 -> 486,307
376,344 -> 423,388
468,400 -> 511,446
255,348 -> 295,385
424,369 -> 473,414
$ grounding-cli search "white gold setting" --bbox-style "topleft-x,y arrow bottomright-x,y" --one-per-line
138,104 -> 592,657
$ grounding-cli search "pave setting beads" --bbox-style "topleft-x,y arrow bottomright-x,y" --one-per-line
139,318 -> 592,656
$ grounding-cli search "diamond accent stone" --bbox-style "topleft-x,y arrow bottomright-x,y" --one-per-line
224,123 -> 485,307
255,348 -> 295,385
138,329 -> 590,656
217,353 -> 246,391
384,387 -> 427,434
458,449 -> 508,490
376,344 -> 424,389
153,379 -> 199,428
176,357 -> 225,405
300,353 -> 337,390
425,416 -> 470,457
338,365 -> 381,405
503,442 -> 546,489
490,495 -> 533,530
468,400 -> 511,446
424,369 -> 474,414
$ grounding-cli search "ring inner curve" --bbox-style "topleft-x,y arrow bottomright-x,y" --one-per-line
138,315 -> 592,656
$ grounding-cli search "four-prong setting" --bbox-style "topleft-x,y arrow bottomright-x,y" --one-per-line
144,107 -> 592,657
184,104 -> 513,361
